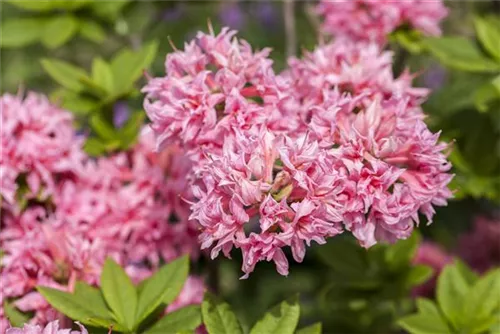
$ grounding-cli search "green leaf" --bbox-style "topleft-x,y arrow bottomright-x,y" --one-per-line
37,286 -> 123,330
143,305 -> 202,334
110,41 -> 158,95
385,232 -> 420,271
425,37 -> 500,73
135,256 -> 189,326
295,322 -> 322,334
74,281 -> 112,317
5,0 -> 54,11
391,29 -> 424,54
91,58 -> 114,93
118,111 -> 145,149
79,20 -> 106,43
41,59 -> 89,92
454,258 -> 479,285
0,18 -> 46,48
41,15 -> 78,49
250,295 -> 300,334
398,313 -> 452,334
463,269 -> 500,323
52,90 -> 97,116
90,114 -> 116,141
474,76 -> 500,112
202,292 -> 243,334
101,258 -> 137,330
416,298 -> 440,316
406,265 -> 434,287
84,137 -> 108,156
3,302 -> 30,327
91,0 -> 131,21
436,264 -> 469,329
474,16 -> 500,61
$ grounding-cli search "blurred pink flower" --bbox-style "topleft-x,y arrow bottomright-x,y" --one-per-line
0,93 -> 84,211
316,0 -> 448,45
166,276 -> 205,313
6,320 -> 87,334
412,241 -> 452,297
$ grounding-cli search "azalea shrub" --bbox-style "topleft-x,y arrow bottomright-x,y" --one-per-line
1,1 -> 499,334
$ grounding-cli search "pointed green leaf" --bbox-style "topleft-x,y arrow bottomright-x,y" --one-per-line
91,58 -> 114,93
37,286 -> 121,330
84,137 -> 108,156
90,114 -> 117,141
74,281 -> 112,317
5,0 -> 54,11
3,302 -> 30,327
295,322 -> 322,334
416,298 -> 440,316
135,256 -> 189,326
425,37 -> 500,73
250,295 -> 300,334
79,20 -> 106,43
398,313 -> 451,334
53,90 -> 97,116
101,258 -> 137,330
41,15 -> 78,49
474,16 -> 500,61
202,292 -> 243,334
143,305 -> 202,334
1,18 -> 46,48
436,264 -> 469,329
474,80 -> 500,112
41,59 -> 89,92
110,41 -> 158,94
406,265 -> 434,287
453,259 -> 479,285
118,111 -> 145,149
464,269 -> 500,323
91,0 -> 131,21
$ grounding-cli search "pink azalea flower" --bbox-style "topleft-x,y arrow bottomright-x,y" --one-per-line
142,26 -> 298,161
316,0 -> 448,45
6,320 -> 87,334
0,93 -> 84,211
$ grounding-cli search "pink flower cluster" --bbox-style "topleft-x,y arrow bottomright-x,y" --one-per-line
143,27 -> 453,278
0,93 -> 202,330
316,0 -> 448,45
6,321 -> 87,334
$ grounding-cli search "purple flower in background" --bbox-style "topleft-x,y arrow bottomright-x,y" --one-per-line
457,216 -> 500,273
163,4 -> 185,21
255,1 -> 277,28
423,64 -> 447,90
113,101 -> 130,128
219,3 -> 245,30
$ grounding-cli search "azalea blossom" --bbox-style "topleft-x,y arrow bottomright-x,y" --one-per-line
1,93 -> 202,327
316,0 -> 448,45
6,320 -> 87,334
142,26 -> 298,162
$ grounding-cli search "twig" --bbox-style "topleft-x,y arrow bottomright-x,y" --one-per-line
283,0 -> 297,58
